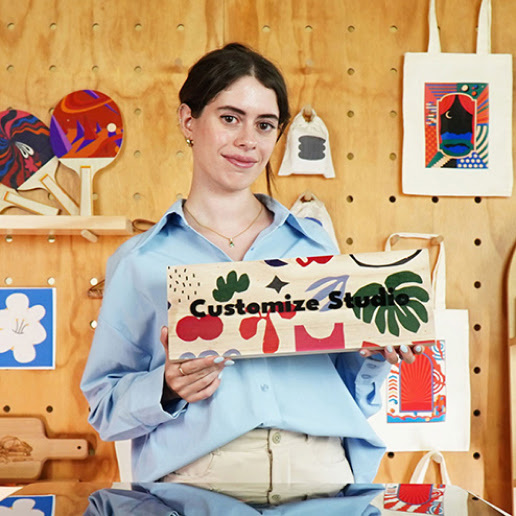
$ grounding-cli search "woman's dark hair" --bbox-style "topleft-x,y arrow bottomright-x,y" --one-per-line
179,43 -> 290,193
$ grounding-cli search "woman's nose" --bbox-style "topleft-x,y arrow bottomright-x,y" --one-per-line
234,124 -> 257,149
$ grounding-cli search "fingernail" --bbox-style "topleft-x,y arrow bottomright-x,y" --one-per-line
359,350 -> 367,356
415,345 -> 423,353
214,356 -> 224,364
224,359 -> 235,367
400,345 -> 408,353
386,345 -> 394,353
218,371 -> 223,380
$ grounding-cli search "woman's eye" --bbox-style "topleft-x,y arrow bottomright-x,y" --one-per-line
221,115 -> 237,124
258,122 -> 276,132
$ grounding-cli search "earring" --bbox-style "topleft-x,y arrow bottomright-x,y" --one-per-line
185,138 -> 194,147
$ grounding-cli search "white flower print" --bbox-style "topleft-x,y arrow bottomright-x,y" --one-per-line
0,293 -> 46,363
0,498 -> 45,515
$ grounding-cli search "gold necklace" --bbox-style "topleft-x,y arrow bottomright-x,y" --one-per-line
183,203 -> 264,248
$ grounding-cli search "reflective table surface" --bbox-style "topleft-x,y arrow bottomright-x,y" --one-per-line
1,481 -> 509,515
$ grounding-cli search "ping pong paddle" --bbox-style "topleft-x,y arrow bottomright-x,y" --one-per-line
0,110 -> 60,216
0,109 -> 79,215
50,90 -> 124,216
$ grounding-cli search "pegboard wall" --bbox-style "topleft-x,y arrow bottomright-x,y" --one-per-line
0,0 -> 514,511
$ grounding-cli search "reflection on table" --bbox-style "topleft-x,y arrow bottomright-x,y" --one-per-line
1,481 -> 508,515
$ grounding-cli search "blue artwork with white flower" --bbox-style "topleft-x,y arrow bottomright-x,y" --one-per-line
0,495 -> 55,515
0,288 -> 55,369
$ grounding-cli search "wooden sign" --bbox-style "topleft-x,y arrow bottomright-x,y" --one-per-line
167,249 -> 435,361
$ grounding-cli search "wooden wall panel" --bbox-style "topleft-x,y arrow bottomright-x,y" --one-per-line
0,0 -> 513,512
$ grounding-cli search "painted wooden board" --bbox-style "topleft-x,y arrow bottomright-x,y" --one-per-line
0,417 -> 88,481
168,249 -> 435,361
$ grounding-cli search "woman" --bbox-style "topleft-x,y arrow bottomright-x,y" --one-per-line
81,43 -> 418,498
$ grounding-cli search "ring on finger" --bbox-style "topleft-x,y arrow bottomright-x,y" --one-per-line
178,365 -> 187,376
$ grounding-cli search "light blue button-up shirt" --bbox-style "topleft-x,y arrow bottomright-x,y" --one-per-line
81,194 -> 390,483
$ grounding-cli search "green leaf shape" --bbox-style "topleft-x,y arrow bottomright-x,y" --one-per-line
213,271 -> 251,302
387,308 -> 400,336
401,299 -> 429,324
375,305 -> 388,334
395,304 -> 421,333
385,271 -> 423,290
396,285 -> 429,303
351,282 -> 383,320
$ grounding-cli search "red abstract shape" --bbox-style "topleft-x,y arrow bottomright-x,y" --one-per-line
294,323 -> 345,352
296,255 -> 333,267
361,341 -> 381,349
397,484 -> 434,505
400,354 -> 433,412
176,315 -> 223,342
239,313 -> 279,354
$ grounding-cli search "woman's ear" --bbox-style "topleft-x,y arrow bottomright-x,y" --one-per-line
178,103 -> 194,140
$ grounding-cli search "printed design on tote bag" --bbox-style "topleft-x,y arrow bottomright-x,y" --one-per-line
383,483 -> 445,514
387,341 -> 446,423
425,82 -> 489,169
0,495 -> 55,515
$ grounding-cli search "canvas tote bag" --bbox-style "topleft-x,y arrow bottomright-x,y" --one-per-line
402,0 -> 513,197
368,233 -> 471,451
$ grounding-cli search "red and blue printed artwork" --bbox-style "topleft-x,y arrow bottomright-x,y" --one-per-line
387,341 -> 446,423
425,83 -> 488,169
383,483 -> 445,514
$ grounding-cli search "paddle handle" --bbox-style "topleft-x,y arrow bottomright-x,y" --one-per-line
41,173 -> 79,215
44,438 -> 89,460
1,187 -> 59,216
80,165 -> 94,216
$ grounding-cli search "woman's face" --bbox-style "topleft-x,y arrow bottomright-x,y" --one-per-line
180,75 -> 280,194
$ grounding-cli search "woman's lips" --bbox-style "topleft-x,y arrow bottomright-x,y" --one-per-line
223,154 -> 258,169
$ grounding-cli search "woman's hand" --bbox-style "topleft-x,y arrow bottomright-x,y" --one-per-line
160,326 -> 233,403
360,344 -> 424,365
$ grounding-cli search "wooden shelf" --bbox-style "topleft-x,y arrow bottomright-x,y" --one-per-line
0,215 -> 134,242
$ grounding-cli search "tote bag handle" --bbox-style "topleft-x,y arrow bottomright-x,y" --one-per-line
385,233 -> 446,310
428,0 -> 491,55
410,450 -> 452,484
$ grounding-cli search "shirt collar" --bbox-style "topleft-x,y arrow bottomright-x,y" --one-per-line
133,193 -> 313,252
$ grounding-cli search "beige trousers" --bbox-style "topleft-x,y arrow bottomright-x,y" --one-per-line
161,428 -> 354,504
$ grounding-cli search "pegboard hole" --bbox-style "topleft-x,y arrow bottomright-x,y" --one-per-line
49,65 -> 57,72
5,235 -> 13,243
474,196 -> 482,204
305,25 -> 313,32
92,65 -> 99,73
474,281 -> 481,289
134,66 -> 142,73
92,193 -> 99,201
473,409 -> 481,417
49,23 -> 57,31
176,150 -> 184,159
346,195 -> 354,203
3,406 -> 10,413
389,152 -> 397,161
390,25 -> 398,32
134,23 -> 143,31
347,25 -> 355,32
390,67 -> 398,74
431,196 -> 439,203
177,24 -> 185,31
7,23 -> 15,30
262,25 -> 271,32
6,65 -> 14,72
48,235 -> 56,243
473,323 -> 481,331
346,237 -> 353,245
387,452 -> 395,458
134,150 -> 141,158
4,277 -> 13,285
389,196 -> 397,203
474,238 -> 482,246
347,110 -> 354,118
347,152 -> 354,160
473,452 -> 481,460
134,108 -> 142,116
390,110 -> 397,118
90,320 -> 98,329
133,192 -> 142,201
47,277 -> 55,286
92,23 -> 100,31
347,68 -> 355,75
46,405 -> 53,413
473,366 -> 481,374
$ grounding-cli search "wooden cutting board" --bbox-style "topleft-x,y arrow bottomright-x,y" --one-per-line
0,417 -> 88,481
508,243 -> 516,513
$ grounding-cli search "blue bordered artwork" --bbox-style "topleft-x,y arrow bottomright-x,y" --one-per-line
0,288 -> 56,369
0,495 -> 55,515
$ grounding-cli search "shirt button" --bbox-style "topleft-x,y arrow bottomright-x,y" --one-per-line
271,494 -> 281,503
272,431 -> 281,444
260,384 -> 269,392
361,374 -> 372,379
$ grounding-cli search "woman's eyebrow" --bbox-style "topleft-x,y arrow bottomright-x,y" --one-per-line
217,105 -> 279,121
